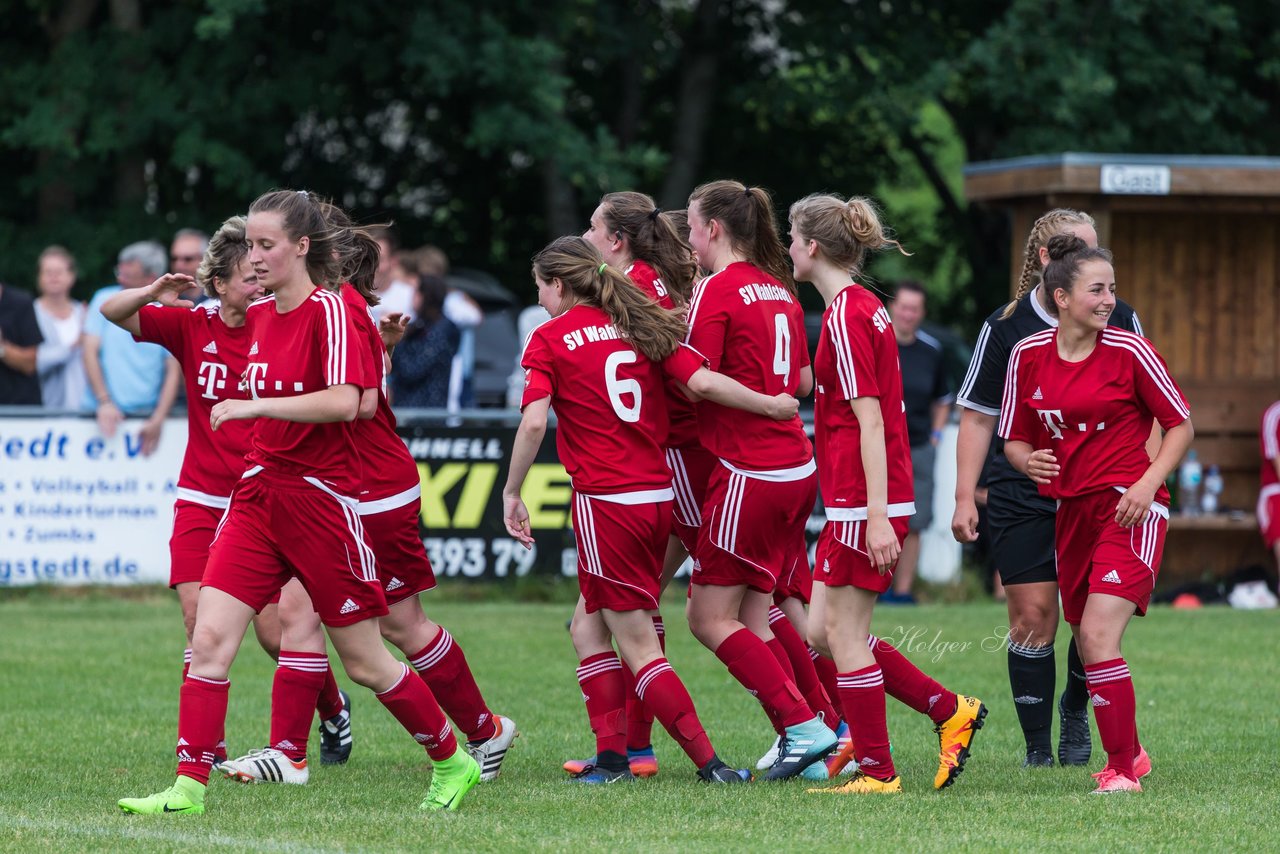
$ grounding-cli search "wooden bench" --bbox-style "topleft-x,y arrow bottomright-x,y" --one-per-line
1159,382 -> 1273,586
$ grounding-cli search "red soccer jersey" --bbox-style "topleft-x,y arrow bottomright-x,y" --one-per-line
1262,400 -> 1280,489
813,286 -> 915,519
684,261 -> 812,470
341,284 -> 420,504
136,303 -> 255,504
999,327 -> 1190,503
242,288 -> 377,496
625,259 -> 675,309
521,304 -> 702,496
627,258 -> 699,449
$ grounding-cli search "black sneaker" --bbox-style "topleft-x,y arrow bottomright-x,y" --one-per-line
1022,749 -> 1054,768
698,756 -> 751,783
318,689 -> 352,765
1057,695 -> 1092,766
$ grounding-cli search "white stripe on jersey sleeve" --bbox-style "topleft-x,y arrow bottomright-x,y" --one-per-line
826,292 -> 859,399
312,292 -> 337,385
956,321 -> 995,413
1099,329 -> 1189,421
683,269 -> 722,344
1129,310 -> 1144,338
997,330 -> 1054,438
315,290 -> 350,386
1263,401 -> 1280,460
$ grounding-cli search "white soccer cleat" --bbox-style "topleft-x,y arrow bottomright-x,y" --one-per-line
756,735 -> 782,770
466,715 -> 519,782
220,748 -> 309,785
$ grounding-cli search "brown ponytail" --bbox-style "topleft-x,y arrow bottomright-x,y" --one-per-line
688,180 -> 795,294
1000,208 -> 1097,320
532,236 -> 686,362
599,191 -> 697,305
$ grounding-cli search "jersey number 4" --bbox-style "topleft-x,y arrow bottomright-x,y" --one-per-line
605,351 -> 642,423
773,313 -> 791,385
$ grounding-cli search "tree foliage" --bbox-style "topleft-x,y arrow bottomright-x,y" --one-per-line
1,0 -> 1276,327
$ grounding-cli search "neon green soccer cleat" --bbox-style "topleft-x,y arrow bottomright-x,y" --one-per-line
118,777 -> 206,815
420,750 -> 481,812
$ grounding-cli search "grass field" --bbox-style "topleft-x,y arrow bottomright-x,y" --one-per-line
1,587 -> 1277,852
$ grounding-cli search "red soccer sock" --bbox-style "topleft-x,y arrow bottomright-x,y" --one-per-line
634,658 -> 715,768
270,651 -> 327,761
1085,658 -> 1137,779
409,627 -> 497,742
316,663 -> 344,721
715,627 -> 812,730
837,665 -> 895,780
769,607 -> 842,727
576,652 -> 627,759
376,663 -> 458,761
176,674 -> 229,785
810,645 -> 841,704
624,617 -> 665,751
869,634 -> 956,723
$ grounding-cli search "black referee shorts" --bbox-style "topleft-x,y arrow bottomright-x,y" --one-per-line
986,482 -> 1058,585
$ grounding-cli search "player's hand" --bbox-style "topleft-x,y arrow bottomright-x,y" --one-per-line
147,274 -> 196,308
951,497 -> 980,543
96,400 -> 124,439
1025,449 -> 1060,485
765,393 -> 799,421
866,515 -> 900,576
138,417 -> 164,456
1115,480 -> 1156,528
503,494 -> 534,548
379,313 -> 409,350
210,398 -> 259,432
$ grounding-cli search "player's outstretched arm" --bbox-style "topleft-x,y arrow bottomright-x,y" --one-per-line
503,396 -> 550,548
99,274 -> 195,336
681,367 -> 798,421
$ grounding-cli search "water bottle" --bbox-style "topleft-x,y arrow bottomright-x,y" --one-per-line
1201,464 -> 1223,515
1178,449 -> 1202,516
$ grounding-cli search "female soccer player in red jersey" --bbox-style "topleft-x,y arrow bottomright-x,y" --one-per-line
682,180 -> 839,780
118,191 -> 480,816
99,217 -> 352,769
565,190 -> 702,776
1260,400 -> 1280,568
953,210 -> 1146,768
505,236 -> 797,784
1000,235 -> 1193,793
787,194 -> 986,794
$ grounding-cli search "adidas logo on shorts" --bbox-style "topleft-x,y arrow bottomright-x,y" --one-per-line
1033,386 -> 1044,400
339,598 -> 359,615
203,341 -> 218,354
385,577 -> 405,592
1101,570 -> 1122,584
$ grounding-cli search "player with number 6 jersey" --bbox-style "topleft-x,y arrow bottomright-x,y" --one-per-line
1000,235 -> 1193,794
505,236 -> 802,784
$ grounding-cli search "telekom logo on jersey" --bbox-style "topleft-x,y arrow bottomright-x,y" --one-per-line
1035,408 -> 1106,440
197,361 -> 229,400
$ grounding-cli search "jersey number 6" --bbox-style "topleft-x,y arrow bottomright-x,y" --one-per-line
605,350 -> 643,423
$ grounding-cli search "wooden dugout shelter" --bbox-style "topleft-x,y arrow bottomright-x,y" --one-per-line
964,152 -> 1279,583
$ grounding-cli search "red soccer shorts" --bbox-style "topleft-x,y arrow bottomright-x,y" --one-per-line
169,500 -> 224,588
693,461 -> 818,594
572,491 -> 672,614
1055,488 -> 1167,625
773,539 -> 814,604
1259,485 -> 1280,549
666,445 -> 717,556
359,491 -> 437,606
204,469 -> 388,627
813,517 -> 911,594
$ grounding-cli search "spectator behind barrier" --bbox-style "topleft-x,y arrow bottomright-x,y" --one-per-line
390,274 -> 460,409
82,240 -> 181,454
171,228 -> 210,304
884,280 -> 953,604
0,274 -> 43,405
33,245 -> 88,409
369,227 -> 416,323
